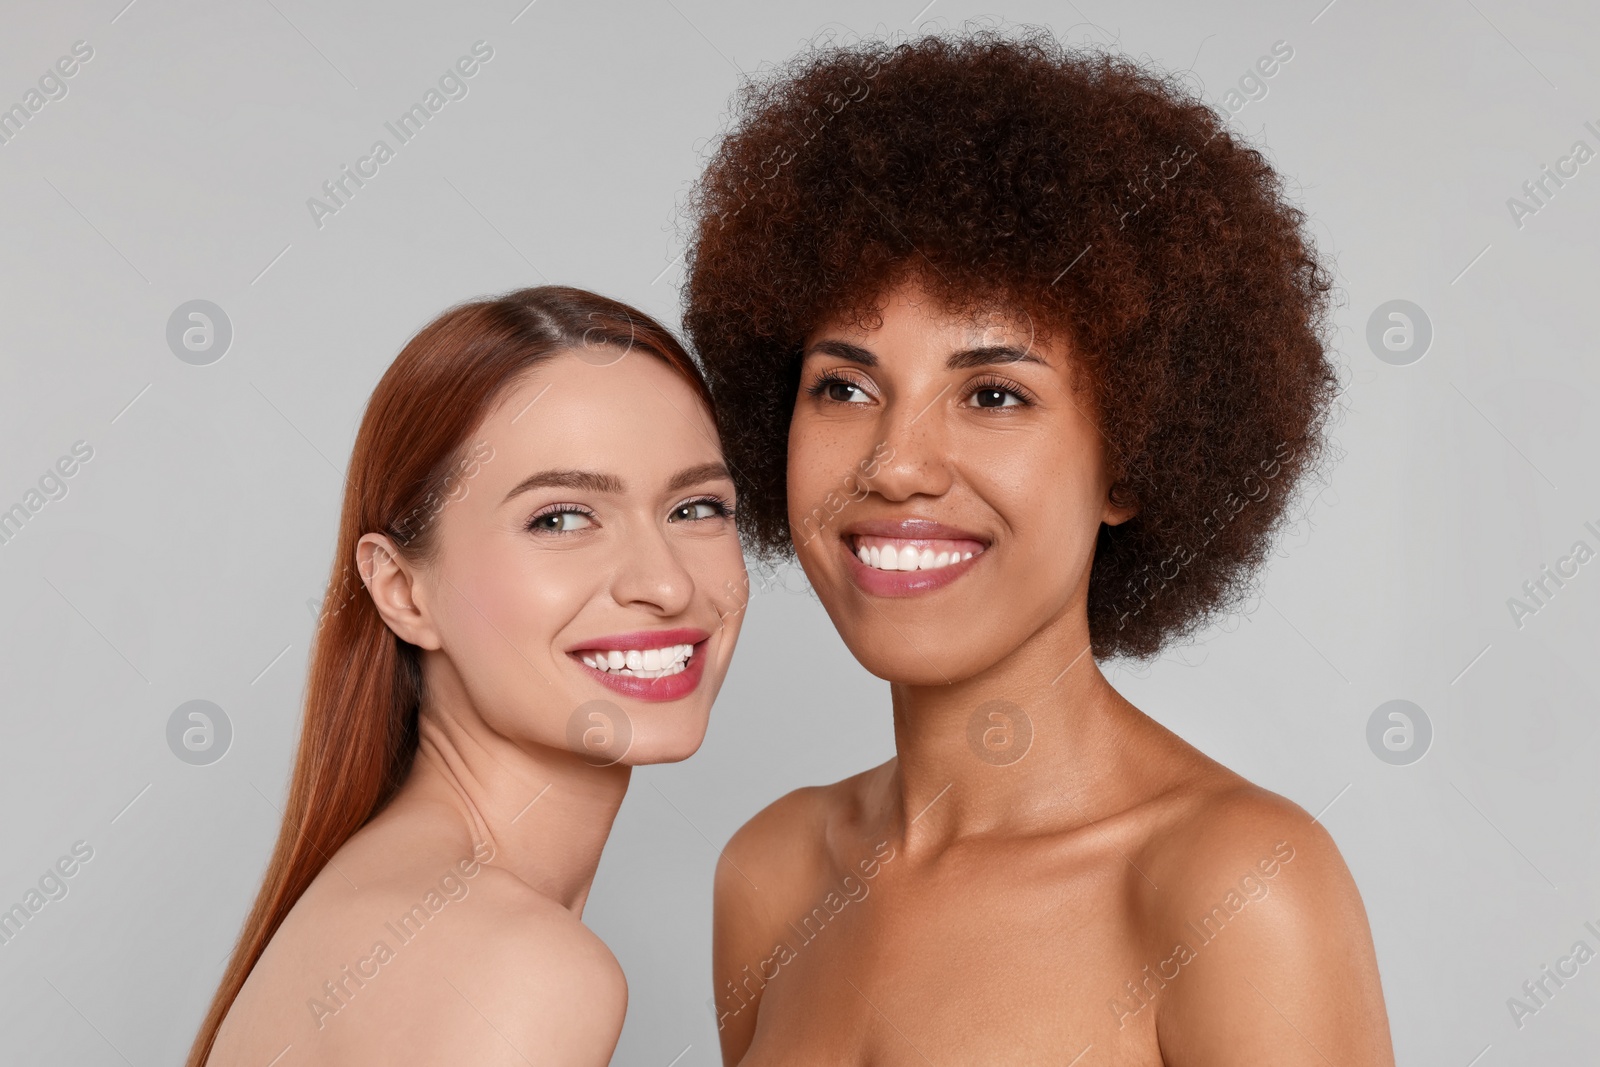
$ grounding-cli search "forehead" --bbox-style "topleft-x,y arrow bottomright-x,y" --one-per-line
475,350 -> 721,478
806,280 -> 1052,353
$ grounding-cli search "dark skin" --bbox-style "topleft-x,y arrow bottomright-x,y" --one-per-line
712,279 -> 1393,1065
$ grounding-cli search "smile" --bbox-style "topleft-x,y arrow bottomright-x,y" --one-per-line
567,627 -> 712,702
852,537 -> 977,572
578,643 -> 695,679
839,520 -> 989,598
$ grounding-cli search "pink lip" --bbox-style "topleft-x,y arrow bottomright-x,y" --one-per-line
838,518 -> 989,599
844,543 -> 983,597
566,628 -> 713,704
575,645 -> 707,702
842,518 -> 987,542
566,627 -> 710,654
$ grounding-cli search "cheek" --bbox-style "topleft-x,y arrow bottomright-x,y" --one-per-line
787,413 -> 860,509
687,534 -> 751,626
438,536 -> 589,661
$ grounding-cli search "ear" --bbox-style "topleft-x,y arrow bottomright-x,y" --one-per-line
356,533 -> 442,650
1102,483 -> 1140,527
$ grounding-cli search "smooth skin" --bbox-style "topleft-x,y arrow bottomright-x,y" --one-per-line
208,349 -> 748,1066
713,279 -> 1393,1065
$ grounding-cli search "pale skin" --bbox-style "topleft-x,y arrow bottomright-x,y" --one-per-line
713,279 -> 1394,1065
207,349 -> 748,1066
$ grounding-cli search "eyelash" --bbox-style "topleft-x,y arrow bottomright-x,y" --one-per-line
806,370 -> 870,402
670,495 -> 735,522
805,371 -> 1035,408
523,496 -> 735,534
525,503 -> 594,533
964,375 -> 1036,408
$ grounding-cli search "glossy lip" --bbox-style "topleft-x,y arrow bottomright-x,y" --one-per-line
567,627 -> 712,703
839,517 -> 989,599
566,627 -> 710,653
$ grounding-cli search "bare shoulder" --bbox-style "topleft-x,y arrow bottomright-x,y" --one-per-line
408,866 -> 627,1063
1132,781 -> 1394,1065
712,766 -> 884,1061
716,764 -> 881,910
1142,779 -> 1347,900
212,838 -> 625,1067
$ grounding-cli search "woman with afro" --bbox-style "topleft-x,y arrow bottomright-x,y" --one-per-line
685,27 -> 1394,1066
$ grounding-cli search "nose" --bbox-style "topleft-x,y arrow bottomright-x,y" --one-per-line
864,387 -> 955,502
609,521 -> 696,617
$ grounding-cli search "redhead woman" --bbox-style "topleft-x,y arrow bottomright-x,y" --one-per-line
190,287 -> 747,1066
686,31 -> 1394,1066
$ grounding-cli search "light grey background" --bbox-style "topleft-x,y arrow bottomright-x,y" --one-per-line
1,0 -> 1596,1063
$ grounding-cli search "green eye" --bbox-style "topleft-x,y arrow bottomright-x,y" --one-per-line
528,508 -> 593,533
670,499 -> 731,522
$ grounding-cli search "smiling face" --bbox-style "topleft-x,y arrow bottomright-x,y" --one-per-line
365,348 -> 748,766
787,278 -> 1135,687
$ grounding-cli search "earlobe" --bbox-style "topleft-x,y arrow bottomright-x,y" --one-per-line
356,533 -> 442,650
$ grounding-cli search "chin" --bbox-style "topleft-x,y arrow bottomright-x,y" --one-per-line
612,710 -> 713,766
823,615 -> 994,687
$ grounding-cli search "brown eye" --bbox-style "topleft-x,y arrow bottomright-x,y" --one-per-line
826,380 -> 869,403
966,383 -> 1028,408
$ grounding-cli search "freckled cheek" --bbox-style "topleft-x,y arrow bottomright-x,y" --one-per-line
788,418 -> 861,507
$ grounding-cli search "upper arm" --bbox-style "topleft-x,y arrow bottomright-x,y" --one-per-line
1153,794 -> 1394,1067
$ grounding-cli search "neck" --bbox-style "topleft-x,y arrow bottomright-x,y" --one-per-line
390,656 -> 630,915
885,614 -> 1135,849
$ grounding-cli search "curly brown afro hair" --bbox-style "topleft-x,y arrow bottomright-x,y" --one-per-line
682,27 -> 1340,660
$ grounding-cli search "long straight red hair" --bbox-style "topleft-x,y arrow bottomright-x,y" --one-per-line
187,286 -> 713,1066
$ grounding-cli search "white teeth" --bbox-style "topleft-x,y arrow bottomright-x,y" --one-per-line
581,642 -> 695,678
853,539 -> 982,573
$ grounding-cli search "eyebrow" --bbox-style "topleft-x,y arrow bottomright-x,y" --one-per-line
502,462 -> 732,504
503,469 -> 623,502
802,339 -> 1048,370
665,462 -> 733,494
